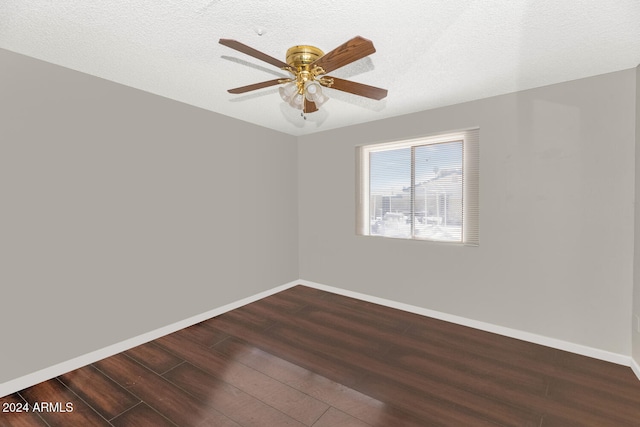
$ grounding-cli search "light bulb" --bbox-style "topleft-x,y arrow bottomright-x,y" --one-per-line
304,81 -> 323,102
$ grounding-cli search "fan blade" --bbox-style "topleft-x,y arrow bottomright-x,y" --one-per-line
304,98 -> 318,114
227,78 -> 286,94
219,39 -> 290,70
323,76 -> 388,100
310,36 -> 376,74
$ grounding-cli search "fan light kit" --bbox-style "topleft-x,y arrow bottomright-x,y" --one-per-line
219,36 -> 388,115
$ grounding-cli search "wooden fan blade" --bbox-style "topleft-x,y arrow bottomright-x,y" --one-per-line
304,98 -> 318,113
219,39 -> 290,70
310,36 -> 376,74
227,78 -> 285,94
324,76 -> 388,100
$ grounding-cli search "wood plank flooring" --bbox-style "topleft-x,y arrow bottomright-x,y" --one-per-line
2,285 -> 640,426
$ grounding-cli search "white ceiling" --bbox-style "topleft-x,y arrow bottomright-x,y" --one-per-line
1,1 -> 639,136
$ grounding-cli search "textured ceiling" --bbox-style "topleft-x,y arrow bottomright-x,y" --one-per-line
1,1 -> 639,136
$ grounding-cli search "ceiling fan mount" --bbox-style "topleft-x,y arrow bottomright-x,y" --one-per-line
219,36 -> 388,115
285,45 -> 324,69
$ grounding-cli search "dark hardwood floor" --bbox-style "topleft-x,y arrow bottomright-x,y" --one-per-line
2,285 -> 640,426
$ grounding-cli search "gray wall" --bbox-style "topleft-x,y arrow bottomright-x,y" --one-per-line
299,69 -> 637,356
1,46 -> 637,388
0,49 -> 299,384
634,64 -> 640,365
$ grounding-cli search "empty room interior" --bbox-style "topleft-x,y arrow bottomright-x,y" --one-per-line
2,2 -> 640,426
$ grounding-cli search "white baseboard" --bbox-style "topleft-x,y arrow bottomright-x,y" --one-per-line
3,278 -> 637,398
0,280 -> 299,398
632,357 -> 640,381
298,279 -> 633,368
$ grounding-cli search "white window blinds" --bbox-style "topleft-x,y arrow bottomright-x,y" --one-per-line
357,129 -> 479,245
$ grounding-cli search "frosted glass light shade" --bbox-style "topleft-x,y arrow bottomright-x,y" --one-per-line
280,81 -> 329,111
289,93 -> 304,109
279,82 -> 297,101
304,81 -> 328,107
313,92 -> 328,107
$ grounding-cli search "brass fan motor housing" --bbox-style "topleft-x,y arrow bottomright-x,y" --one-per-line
286,45 -> 324,69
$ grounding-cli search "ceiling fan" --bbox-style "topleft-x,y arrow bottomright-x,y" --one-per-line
219,36 -> 388,114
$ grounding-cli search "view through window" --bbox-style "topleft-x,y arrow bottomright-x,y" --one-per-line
358,130 -> 478,244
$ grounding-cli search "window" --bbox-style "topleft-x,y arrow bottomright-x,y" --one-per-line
357,129 -> 479,245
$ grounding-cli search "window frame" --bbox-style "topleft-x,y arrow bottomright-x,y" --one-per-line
356,129 -> 479,245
